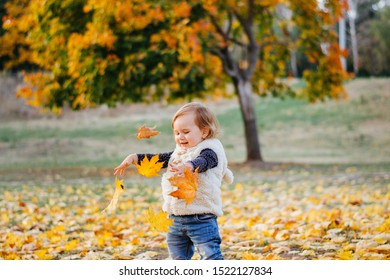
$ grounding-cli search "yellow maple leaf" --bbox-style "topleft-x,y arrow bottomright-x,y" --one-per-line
337,249 -> 354,260
147,206 -> 173,232
136,125 -> 159,140
65,239 -> 79,251
102,178 -> 125,214
136,155 -> 163,178
169,167 -> 199,205
242,251 -> 258,260
35,249 -> 53,260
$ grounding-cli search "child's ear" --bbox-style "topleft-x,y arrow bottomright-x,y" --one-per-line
202,128 -> 210,139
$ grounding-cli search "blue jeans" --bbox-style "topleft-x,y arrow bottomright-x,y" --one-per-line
167,214 -> 223,260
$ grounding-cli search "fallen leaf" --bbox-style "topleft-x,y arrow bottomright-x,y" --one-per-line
135,251 -> 159,260
337,249 -> 354,260
136,125 -> 159,140
1,167 -> 389,260
65,239 -> 79,251
368,244 -> 390,253
262,244 -> 273,253
136,155 -> 164,178
169,167 -> 199,205
113,253 -> 134,260
102,178 -> 125,214
146,206 -> 173,232
35,249 -> 53,260
300,249 -> 316,257
242,252 -> 258,260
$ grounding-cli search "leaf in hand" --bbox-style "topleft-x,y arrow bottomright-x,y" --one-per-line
136,155 -> 163,178
146,206 -> 173,232
136,125 -> 159,140
169,167 -> 199,205
102,178 -> 125,214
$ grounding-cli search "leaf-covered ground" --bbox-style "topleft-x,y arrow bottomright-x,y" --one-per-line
1,79 -> 389,260
1,165 -> 389,260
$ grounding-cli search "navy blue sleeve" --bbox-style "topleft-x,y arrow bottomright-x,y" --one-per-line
189,148 -> 218,173
137,152 -> 173,169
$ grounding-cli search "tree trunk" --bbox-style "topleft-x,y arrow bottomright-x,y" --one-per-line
348,0 -> 359,74
233,78 -> 263,162
208,2 -> 263,162
339,16 -> 347,70
290,49 -> 299,77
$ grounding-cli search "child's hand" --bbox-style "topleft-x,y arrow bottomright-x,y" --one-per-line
114,154 -> 137,176
169,162 -> 193,176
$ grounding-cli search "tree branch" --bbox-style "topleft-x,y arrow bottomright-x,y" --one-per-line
207,10 -> 247,47
210,48 -> 239,79
230,2 -> 259,79
208,12 -> 228,41
231,5 -> 255,44
226,10 -> 233,36
209,9 -> 234,40
248,0 -> 255,25
259,38 -> 289,50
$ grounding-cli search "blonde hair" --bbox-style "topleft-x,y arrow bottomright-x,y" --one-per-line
172,102 -> 220,139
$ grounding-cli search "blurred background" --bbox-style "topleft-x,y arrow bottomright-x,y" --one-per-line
0,0 -> 389,260
1,0 -> 389,177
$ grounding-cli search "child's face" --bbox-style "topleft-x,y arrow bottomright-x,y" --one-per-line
173,112 -> 209,149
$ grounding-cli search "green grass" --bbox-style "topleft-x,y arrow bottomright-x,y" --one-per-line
0,78 -> 389,174
218,79 -> 389,164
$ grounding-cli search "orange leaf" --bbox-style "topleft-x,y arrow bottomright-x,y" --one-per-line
136,155 -> 163,178
136,125 -> 159,140
169,167 -> 199,205
146,206 -> 173,232
262,244 -> 273,253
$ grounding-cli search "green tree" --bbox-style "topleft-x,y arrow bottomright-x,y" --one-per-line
1,0 -> 351,162
372,7 -> 390,72
357,5 -> 390,75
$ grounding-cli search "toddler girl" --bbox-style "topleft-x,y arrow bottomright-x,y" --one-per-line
114,102 -> 234,260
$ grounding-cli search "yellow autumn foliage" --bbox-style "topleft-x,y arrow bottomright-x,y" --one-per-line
1,177 -> 388,260
136,155 -> 164,178
146,207 -> 173,233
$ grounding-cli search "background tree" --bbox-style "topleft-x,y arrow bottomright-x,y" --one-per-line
347,0 -> 359,74
355,1 -> 390,75
1,0 -> 351,162
0,0 -> 37,71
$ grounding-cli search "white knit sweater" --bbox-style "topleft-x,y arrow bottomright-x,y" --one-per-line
161,138 -> 234,216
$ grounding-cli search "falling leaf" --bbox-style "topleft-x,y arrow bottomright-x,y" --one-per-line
169,167 -> 199,205
136,125 -> 159,140
102,178 -> 125,214
136,155 -> 163,178
146,206 -> 173,232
